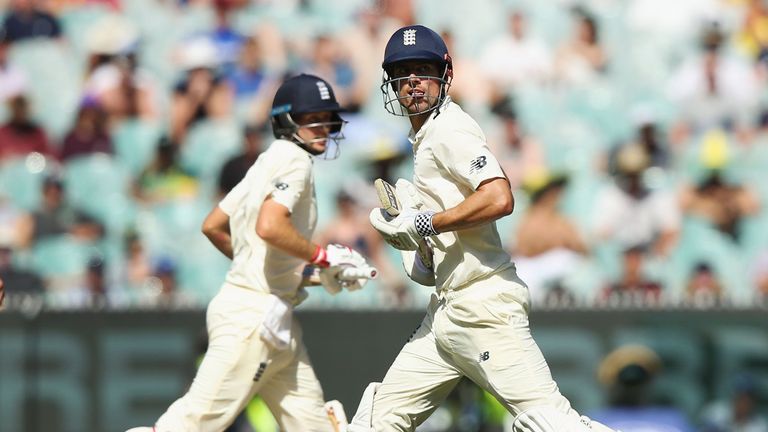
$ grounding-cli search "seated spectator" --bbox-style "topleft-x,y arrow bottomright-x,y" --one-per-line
478,9 -> 553,94
752,250 -> 768,302
699,372 -> 768,432
488,96 -> 546,190
553,7 -> 608,85
315,187 -> 409,308
685,261 -> 725,307
594,143 -> 680,257
0,95 -> 54,162
134,137 -> 198,204
666,24 -> 760,135
679,170 -> 760,242
1,0 -> 62,44
0,227 -> 45,297
513,171 -> 588,304
209,0 -> 246,73
227,34 -> 269,100
59,97 -> 113,161
26,175 -> 104,246
0,36 -> 28,103
591,345 -> 695,432
170,37 -> 233,143
300,33 -> 361,111
217,123 -> 265,197
83,16 -> 159,124
626,105 -> 671,170
122,230 -> 152,291
599,244 -> 663,306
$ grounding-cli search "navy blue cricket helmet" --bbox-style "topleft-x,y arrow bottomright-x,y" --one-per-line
381,25 -> 453,116
270,73 -> 346,157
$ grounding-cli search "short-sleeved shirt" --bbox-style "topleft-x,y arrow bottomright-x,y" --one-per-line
409,96 -> 517,292
218,139 -> 316,299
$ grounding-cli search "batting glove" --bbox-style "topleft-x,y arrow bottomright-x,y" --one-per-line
369,208 -> 439,251
311,244 -> 371,293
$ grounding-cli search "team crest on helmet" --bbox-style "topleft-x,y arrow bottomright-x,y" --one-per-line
316,81 -> 331,100
403,29 -> 416,46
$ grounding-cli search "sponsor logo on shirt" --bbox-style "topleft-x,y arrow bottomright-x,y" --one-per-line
469,155 -> 487,173
275,182 -> 289,191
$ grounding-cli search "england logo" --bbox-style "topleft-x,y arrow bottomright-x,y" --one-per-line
316,81 -> 331,100
403,29 -> 416,46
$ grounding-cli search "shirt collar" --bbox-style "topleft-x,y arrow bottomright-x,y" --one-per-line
408,96 -> 453,146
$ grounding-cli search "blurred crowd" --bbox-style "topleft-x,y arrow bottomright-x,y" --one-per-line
1,0 -> 768,309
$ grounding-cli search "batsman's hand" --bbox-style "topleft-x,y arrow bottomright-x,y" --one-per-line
316,244 -> 371,293
369,208 -> 438,251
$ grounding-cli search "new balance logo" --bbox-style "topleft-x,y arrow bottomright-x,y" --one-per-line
316,81 -> 331,100
469,155 -> 487,173
253,362 -> 267,382
403,29 -> 416,45
479,351 -> 490,362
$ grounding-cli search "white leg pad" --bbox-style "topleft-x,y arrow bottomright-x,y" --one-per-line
347,382 -> 381,432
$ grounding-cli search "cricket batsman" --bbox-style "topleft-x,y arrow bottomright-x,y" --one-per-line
126,74 -> 371,432
349,25 -> 619,432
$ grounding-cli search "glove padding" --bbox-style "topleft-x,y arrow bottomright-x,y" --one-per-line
369,179 -> 438,251
401,249 -> 435,286
319,244 -> 370,294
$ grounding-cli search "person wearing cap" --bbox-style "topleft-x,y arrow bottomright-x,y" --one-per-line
356,25 -> 617,432
127,74 -> 371,432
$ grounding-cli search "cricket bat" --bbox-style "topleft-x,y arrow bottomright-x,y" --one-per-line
373,178 -> 434,270
302,265 -> 378,286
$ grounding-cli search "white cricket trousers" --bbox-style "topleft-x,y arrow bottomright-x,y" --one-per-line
154,283 -> 333,432
362,270 -> 584,431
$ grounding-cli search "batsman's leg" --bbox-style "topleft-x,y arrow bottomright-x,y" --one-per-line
349,304 -> 462,432
259,321 -> 336,432
153,289 -> 273,432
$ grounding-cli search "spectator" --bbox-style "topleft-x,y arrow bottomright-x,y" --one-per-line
217,123 -> 265,197
627,105 -> 671,170
752,249 -> 768,302
680,170 -> 760,243
83,15 -> 160,124
599,244 -> 663,306
0,36 -> 28,103
735,0 -> 768,67
666,24 -> 760,135
593,143 -> 680,257
439,29 -> 493,109
553,7 -> 608,85
700,372 -> 768,432
315,187 -> 409,308
122,230 -> 152,291
208,0 -> 246,73
134,137 -> 198,204
170,37 -> 233,143
59,97 -> 113,161
0,226 -> 45,297
591,344 -> 696,432
0,95 -> 54,162
1,0 -> 62,44
685,261 -> 725,307
0,192 -> 32,250
227,34 -> 270,100
513,171 -> 588,304
26,175 -> 104,245
300,33 -> 361,111
488,96 -> 547,189
478,9 -> 553,95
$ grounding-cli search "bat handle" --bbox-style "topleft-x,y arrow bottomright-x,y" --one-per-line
337,266 -> 378,281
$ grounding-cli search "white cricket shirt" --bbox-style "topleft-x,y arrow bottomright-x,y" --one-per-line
409,96 -> 518,292
218,139 -> 317,299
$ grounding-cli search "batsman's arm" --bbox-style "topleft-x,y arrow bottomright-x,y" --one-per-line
256,196 -> 319,262
202,206 -> 234,259
431,177 -> 513,233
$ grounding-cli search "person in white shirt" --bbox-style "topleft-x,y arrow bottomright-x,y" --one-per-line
349,25 -> 617,432
126,74 -> 370,432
